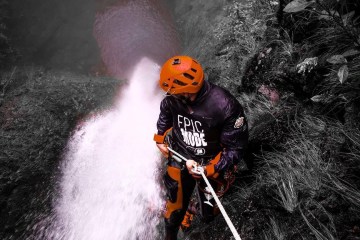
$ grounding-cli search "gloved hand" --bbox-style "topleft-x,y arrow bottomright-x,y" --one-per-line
156,143 -> 169,158
154,128 -> 173,158
186,160 -> 202,179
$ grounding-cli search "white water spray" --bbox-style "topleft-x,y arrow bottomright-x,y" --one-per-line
54,58 -> 164,240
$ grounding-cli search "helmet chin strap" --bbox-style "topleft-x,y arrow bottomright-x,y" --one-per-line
163,81 -> 175,96
163,80 -> 196,104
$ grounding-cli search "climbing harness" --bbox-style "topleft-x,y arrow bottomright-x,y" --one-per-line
167,147 -> 242,240
197,165 -> 237,198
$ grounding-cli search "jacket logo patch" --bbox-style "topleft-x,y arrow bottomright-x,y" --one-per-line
187,146 -> 206,156
234,117 -> 244,128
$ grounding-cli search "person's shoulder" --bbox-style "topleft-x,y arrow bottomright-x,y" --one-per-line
209,82 -> 236,100
209,83 -> 243,114
160,95 -> 175,108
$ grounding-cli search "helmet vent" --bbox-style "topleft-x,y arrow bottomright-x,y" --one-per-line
191,68 -> 197,73
192,60 -> 198,64
183,73 -> 194,80
192,82 -> 198,86
174,79 -> 186,86
172,58 -> 181,65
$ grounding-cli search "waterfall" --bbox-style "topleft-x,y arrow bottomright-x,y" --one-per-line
55,58 -> 164,240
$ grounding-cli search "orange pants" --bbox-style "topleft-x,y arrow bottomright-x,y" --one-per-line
163,163 -> 220,239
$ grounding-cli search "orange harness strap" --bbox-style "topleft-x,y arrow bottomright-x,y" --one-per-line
205,152 -> 221,178
198,165 -> 237,198
153,127 -> 173,143
164,166 -> 182,219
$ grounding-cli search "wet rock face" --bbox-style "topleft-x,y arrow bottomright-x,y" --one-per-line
169,0 -> 241,91
8,0 -> 180,79
93,0 -> 180,78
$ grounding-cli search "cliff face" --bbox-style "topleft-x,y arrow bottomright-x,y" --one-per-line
1,0 -> 359,239
170,0 -> 270,95
7,0 -> 180,78
7,0 -> 99,73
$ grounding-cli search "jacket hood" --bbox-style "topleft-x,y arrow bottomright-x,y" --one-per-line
189,77 -> 211,105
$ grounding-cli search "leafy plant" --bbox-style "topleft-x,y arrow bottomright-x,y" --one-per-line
300,202 -> 337,240
263,217 -> 286,240
283,0 -> 316,13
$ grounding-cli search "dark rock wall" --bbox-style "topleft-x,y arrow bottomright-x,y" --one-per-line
7,0 -> 100,74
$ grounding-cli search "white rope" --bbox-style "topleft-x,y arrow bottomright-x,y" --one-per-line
167,147 -> 189,162
167,147 -> 242,240
198,169 -> 241,240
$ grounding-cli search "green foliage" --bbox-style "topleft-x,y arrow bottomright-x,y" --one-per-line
249,112 -> 359,239
283,0 -> 316,13
257,115 -> 340,211
263,217 -> 286,240
300,201 -> 337,240
184,0 -> 360,239
311,54 -> 360,115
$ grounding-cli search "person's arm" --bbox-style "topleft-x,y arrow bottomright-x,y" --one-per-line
156,99 -> 173,136
154,99 -> 173,157
206,98 -> 248,176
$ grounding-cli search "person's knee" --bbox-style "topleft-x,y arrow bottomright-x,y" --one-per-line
164,217 -> 179,240
165,209 -> 186,227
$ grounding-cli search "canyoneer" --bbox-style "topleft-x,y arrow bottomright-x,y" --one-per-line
154,56 -> 249,239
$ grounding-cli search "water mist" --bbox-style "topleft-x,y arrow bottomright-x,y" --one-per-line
55,58 -> 164,240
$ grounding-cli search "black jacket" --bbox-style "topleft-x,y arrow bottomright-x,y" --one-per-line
156,81 -> 248,172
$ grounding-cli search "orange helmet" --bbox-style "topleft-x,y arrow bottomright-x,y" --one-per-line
159,56 -> 204,94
